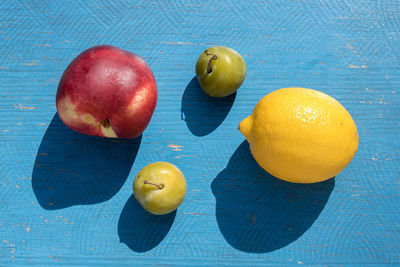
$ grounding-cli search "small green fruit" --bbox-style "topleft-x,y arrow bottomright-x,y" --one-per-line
195,46 -> 246,98
133,162 -> 186,215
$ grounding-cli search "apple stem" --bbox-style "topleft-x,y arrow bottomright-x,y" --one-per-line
99,118 -> 110,128
143,180 -> 164,190
204,49 -> 218,74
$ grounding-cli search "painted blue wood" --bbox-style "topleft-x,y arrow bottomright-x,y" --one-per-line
1,0 -> 399,265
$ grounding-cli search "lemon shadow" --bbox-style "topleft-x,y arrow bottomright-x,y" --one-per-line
181,77 -> 236,136
211,141 -> 335,253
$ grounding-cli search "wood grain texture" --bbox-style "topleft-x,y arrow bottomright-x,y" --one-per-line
0,0 -> 399,265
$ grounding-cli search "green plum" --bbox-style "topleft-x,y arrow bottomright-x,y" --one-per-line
133,162 -> 186,215
195,46 -> 246,98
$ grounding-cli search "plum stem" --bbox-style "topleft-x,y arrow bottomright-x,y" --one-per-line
143,180 -> 164,190
204,49 -> 217,74
99,118 -> 110,128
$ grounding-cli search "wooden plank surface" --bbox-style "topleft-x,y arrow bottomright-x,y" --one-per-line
1,0 -> 399,265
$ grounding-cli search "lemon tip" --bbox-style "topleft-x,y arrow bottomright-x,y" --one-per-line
238,116 -> 252,139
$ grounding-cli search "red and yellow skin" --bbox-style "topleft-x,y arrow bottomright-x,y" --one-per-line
56,45 -> 157,139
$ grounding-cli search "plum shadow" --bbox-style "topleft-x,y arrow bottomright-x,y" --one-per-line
32,113 -> 141,210
118,195 -> 176,252
181,77 -> 236,136
211,141 -> 335,253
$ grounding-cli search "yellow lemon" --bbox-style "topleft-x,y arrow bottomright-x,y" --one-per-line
239,87 -> 358,183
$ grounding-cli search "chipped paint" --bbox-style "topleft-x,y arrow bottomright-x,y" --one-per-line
168,144 -> 184,151
14,104 -> 35,110
32,44 -> 51,47
161,41 -> 194,45
174,155 -> 197,159
348,64 -> 367,69
23,61 -> 40,66
40,216 -> 48,223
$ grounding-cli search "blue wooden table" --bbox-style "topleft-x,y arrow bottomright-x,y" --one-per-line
1,1 -> 399,266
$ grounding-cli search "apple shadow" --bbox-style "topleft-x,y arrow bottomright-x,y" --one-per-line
118,195 -> 176,252
181,77 -> 236,136
32,113 -> 141,210
211,141 -> 335,253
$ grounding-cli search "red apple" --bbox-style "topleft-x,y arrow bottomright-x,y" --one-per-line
56,45 -> 157,139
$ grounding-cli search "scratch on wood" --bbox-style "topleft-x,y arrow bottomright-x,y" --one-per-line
248,215 -> 257,225
379,98 -> 389,104
184,213 -> 205,215
346,42 -> 358,55
336,17 -> 360,20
